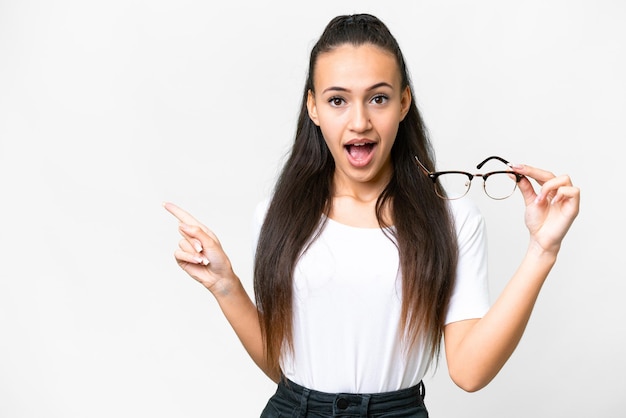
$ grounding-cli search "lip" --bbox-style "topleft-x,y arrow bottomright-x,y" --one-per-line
344,138 -> 377,146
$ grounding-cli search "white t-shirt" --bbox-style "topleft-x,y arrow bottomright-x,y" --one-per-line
252,198 -> 489,394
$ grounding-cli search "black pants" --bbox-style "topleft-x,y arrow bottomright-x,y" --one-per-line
260,378 -> 428,417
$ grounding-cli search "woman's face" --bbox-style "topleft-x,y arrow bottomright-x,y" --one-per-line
307,43 -> 411,190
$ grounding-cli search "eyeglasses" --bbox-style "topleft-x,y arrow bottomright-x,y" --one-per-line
414,156 -> 524,200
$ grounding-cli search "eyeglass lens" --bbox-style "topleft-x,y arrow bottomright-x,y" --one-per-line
436,172 -> 518,200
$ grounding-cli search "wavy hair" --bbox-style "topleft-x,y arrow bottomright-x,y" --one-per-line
254,13 -> 458,372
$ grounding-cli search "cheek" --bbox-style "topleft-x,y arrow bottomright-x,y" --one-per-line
321,129 -> 344,158
318,116 -> 343,143
377,117 -> 401,141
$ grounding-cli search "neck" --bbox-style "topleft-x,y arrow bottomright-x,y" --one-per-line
328,173 -> 393,228
331,169 -> 392,203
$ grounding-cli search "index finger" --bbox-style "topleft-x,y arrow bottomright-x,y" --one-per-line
163,201 -> 202,226
512,164 -> 556,187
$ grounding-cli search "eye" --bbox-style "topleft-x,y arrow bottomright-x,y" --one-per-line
371,94 -> 389,105
328,96 -> 346,107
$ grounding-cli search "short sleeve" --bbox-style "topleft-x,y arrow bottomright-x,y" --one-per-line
250,197 -> 270,256
444,198 -> 490,325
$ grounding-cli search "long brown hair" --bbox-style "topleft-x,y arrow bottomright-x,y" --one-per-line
254,13 -> 458,371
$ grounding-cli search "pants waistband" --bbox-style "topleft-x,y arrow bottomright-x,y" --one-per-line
276,378 -> 426,417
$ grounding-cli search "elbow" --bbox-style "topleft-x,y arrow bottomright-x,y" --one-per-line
452,379 -> 486,393
448,367 -> 493,393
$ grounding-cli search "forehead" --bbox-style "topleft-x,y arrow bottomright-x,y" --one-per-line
313,44 -> 401,90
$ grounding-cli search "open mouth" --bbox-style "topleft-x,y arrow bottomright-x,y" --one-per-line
345,142 -> 376,162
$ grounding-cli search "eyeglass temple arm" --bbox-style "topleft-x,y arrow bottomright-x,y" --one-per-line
476,155 -> 511,169
414,156 -> 432,174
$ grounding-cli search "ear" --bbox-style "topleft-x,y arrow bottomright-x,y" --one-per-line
306,90 -> 320,126
400,86 -> 412,121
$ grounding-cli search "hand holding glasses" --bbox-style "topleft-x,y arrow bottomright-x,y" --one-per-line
415,156 -> 524,200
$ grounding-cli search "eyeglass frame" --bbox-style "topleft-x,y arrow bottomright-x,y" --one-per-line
414,155 -> 524,200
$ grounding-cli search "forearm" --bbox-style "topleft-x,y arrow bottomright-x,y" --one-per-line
446,244 -> 557,391
212,276 -> 281,383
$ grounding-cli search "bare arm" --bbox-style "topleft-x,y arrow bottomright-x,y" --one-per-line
163,202 -> 280,383
443,164 -> 580,392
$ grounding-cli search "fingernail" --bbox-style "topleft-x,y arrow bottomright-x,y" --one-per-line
194,240 -> 203,253
202,257 -> 210,265
193,256 -> 204,264
509,163 -> 524,169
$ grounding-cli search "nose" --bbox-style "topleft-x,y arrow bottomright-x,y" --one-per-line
348,103 -> 372,133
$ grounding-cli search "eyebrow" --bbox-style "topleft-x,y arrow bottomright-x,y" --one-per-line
321,82 -> 394,94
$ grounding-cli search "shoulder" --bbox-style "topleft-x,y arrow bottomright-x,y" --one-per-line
252,196 -> 273,236
253,197 -> 271,225
446,198 -> 485,241
251,197 -> 272,250
447,197 -> 482,222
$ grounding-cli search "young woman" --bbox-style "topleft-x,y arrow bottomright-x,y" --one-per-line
164,14 -> 580,417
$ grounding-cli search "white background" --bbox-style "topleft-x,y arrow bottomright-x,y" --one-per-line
1,1 -> 624,416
